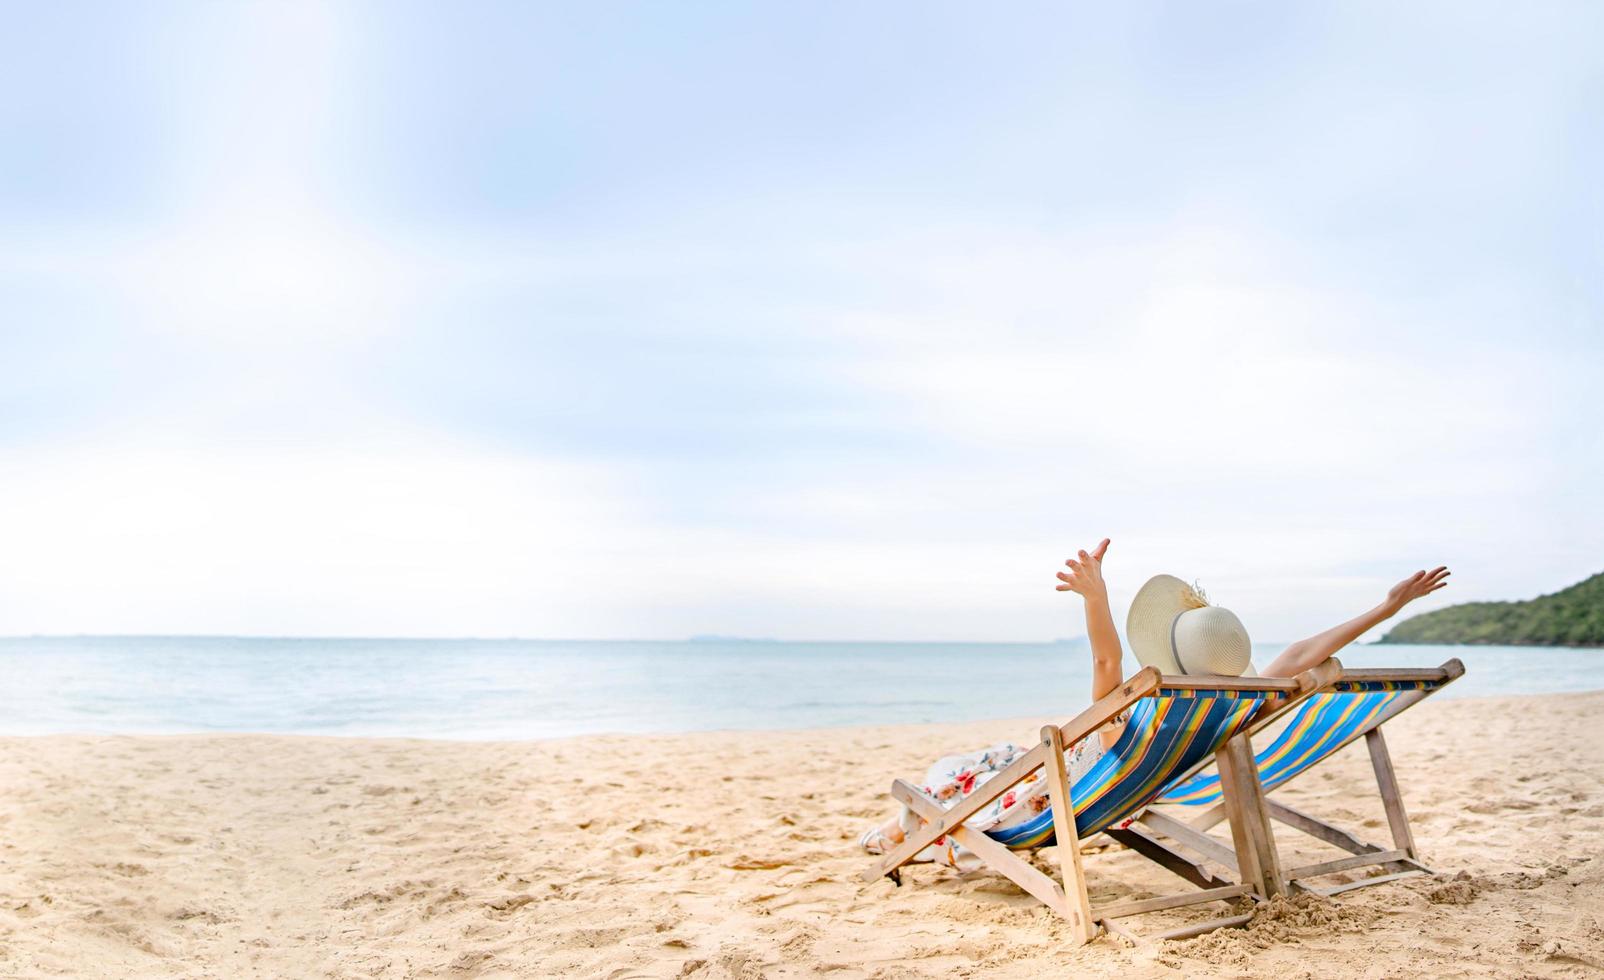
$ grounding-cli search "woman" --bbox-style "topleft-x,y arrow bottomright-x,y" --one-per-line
858,538 -> 1450,865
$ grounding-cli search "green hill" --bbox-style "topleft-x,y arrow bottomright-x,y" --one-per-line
1379,571 -> 1604,647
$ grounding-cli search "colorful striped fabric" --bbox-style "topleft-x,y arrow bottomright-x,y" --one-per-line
1154,679 -> 1440,807
985,688 -> 1266,849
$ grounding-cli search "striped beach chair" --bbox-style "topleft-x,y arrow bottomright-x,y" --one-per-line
861,661 -> 1341,944
1133,659 -> 1464,897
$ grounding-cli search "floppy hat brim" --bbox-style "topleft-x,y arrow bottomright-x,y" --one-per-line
1125,574 -> 1192,675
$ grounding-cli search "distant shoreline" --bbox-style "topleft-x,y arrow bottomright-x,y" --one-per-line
1380,570 -> 1604,647
1376,637 -> 1603,649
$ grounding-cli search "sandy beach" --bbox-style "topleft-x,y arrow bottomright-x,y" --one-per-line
1,690 -> 1601,979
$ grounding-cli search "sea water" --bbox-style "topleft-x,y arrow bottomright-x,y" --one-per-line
0,636 -> 1598,740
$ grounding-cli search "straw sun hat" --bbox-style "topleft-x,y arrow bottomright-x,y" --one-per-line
1126,574 -> 1255,677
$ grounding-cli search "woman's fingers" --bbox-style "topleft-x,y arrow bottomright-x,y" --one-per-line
1416,568 -> 1449,593
1067,538 -> 1111,565
1061,540 -> 1111,588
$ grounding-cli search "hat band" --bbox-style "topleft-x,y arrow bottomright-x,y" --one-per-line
1169,612 -> 1190,675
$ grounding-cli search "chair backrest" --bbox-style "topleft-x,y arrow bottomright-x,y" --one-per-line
985,685 -> 1268,849
1154,666 -> 1461,807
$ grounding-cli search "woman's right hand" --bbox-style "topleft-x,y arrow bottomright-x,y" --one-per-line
1056,538 -> 1111,600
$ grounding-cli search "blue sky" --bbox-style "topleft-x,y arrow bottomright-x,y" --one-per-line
2,2 -> 1600,640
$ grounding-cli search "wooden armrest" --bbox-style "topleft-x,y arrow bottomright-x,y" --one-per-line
1051,666 -> 1162,747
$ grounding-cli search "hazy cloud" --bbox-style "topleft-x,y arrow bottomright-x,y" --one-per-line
2,1 -> 1599,639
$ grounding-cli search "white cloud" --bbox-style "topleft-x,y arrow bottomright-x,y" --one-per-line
1,204 -> 1591,641
0,444 -> 637,635
1,1 -> 1599,643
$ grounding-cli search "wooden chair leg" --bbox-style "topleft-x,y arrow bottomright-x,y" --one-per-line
1215,735 -> 1285,899
1103,825 -> 1237,890
1189,802 -> 1228,832
1364,728 -> 1418,861
891,781 -> 1074,914
1041,725 -> 1097,944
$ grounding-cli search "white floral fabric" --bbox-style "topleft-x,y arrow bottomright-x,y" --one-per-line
882,720 -> 1121,870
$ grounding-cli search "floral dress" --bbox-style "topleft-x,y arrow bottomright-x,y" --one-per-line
872,719 -> 1123,870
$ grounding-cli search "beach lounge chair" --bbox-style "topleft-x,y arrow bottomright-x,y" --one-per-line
1132,659 -> 1465,897
860,661 -> 1341,944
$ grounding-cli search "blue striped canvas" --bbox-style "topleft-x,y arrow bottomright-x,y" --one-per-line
985,689 -> 1265,849
1154,684 -> 1428,807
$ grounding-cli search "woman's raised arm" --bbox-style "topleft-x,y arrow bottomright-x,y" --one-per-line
1261,567 -> 1451,677
1056,538 -> 1126,748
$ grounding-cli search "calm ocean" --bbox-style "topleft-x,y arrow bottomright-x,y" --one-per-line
1,637 -> 1598,740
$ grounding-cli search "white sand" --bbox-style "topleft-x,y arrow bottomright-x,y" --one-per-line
1,690 -> 1601,978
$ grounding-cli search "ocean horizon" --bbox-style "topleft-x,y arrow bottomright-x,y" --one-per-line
3,635 -> 1600,741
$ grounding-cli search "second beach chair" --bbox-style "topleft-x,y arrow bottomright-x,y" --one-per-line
1132,658 -> 1465,896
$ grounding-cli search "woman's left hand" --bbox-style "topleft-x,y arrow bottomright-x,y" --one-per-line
1383,566 -> 1451,614
1056,538 -> 1111,600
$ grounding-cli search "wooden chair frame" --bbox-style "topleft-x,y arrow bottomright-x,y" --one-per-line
861,661 -> 1341,944
1128,659 -> 1464,898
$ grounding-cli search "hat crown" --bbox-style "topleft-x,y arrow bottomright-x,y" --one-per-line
1170,606 -> 1252,676
1126,573 -> 1253,677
